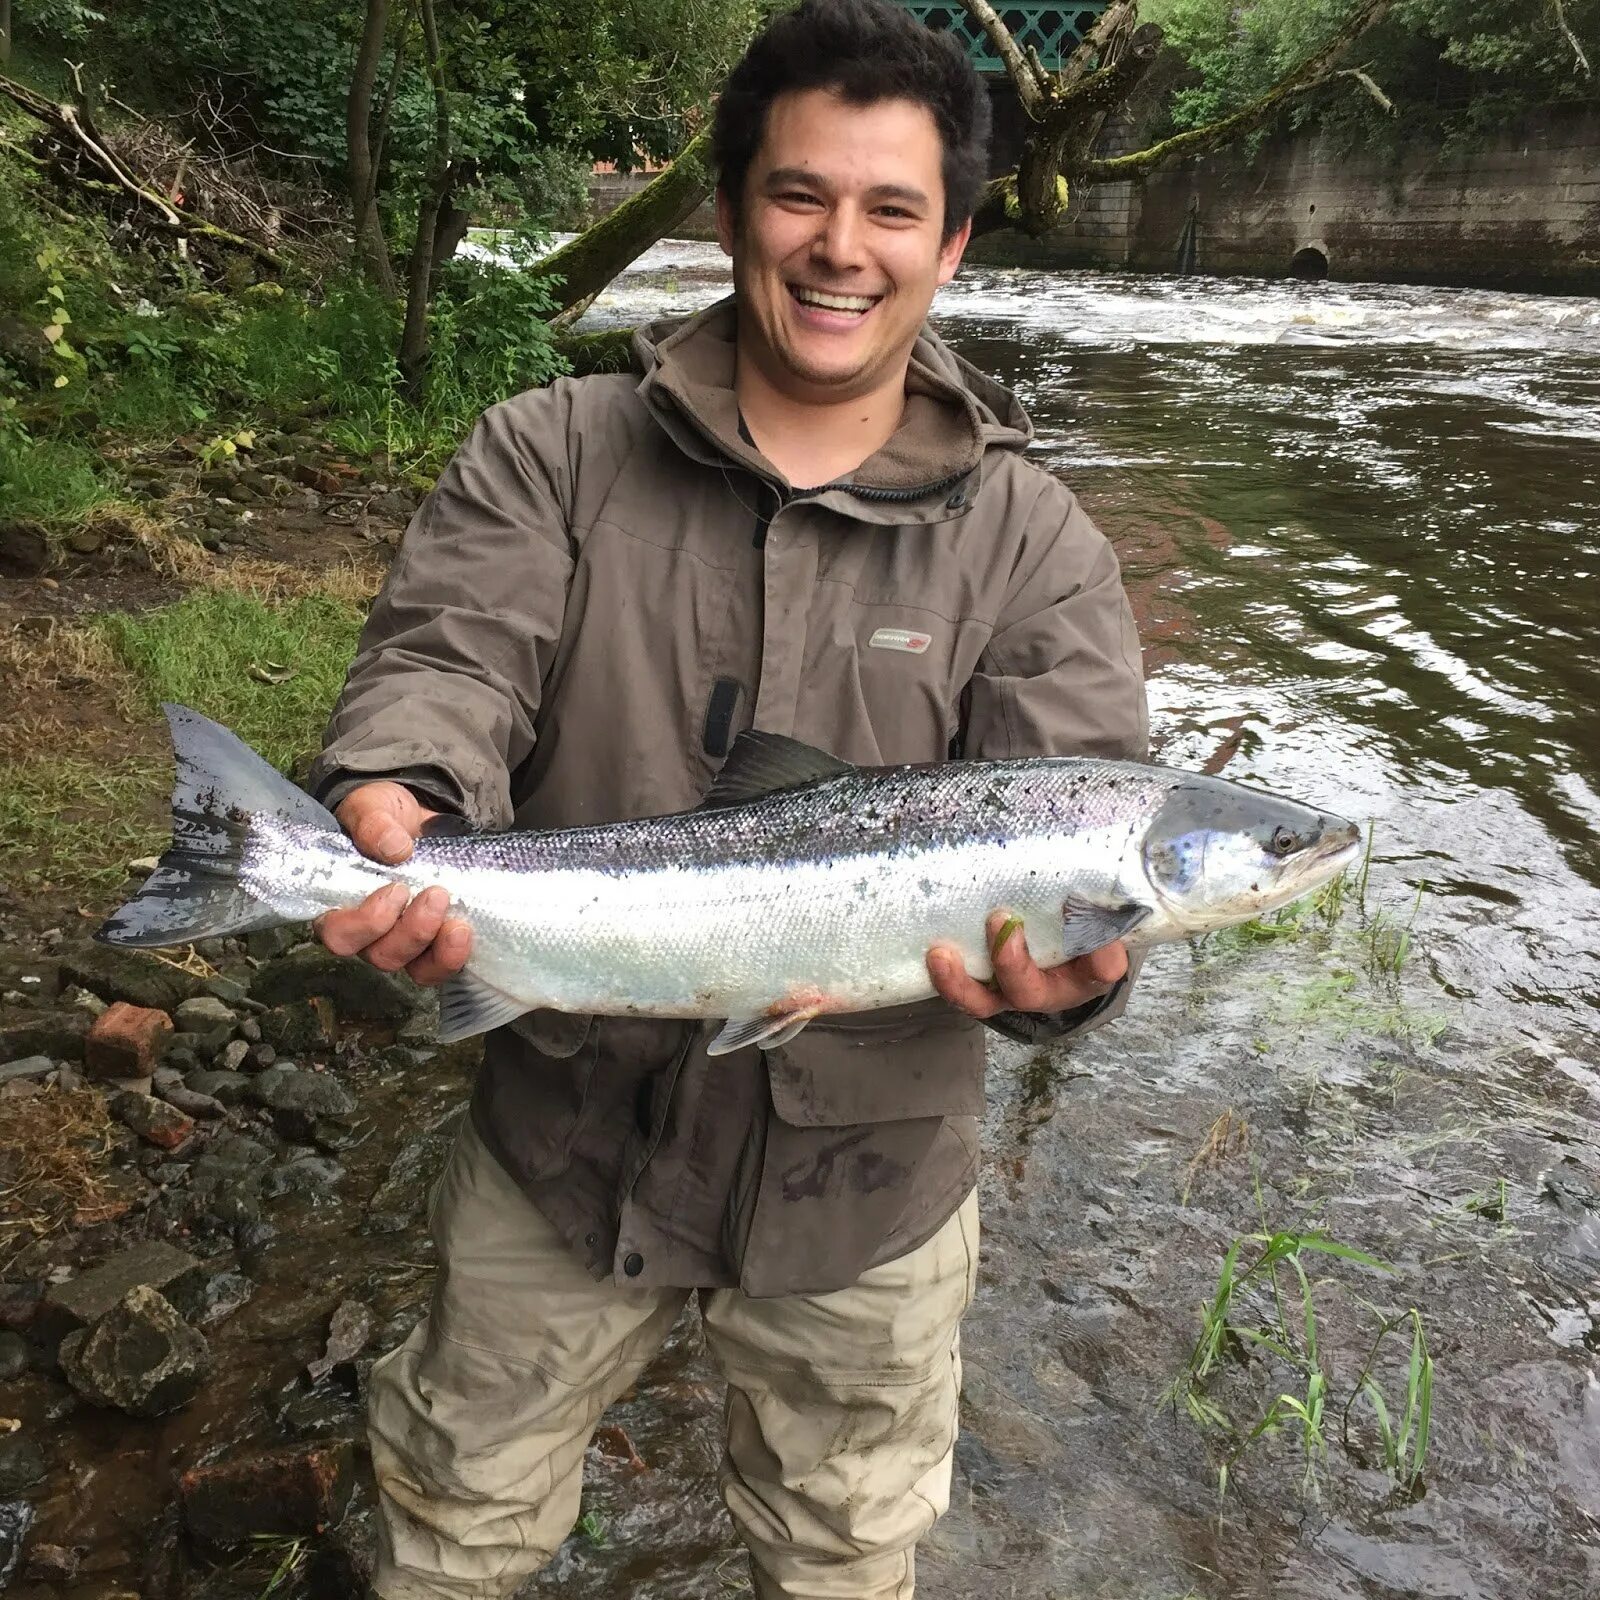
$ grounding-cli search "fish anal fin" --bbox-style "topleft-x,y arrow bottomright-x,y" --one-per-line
1058,896 -> 1152,962
699,732 -> 855,810
438,970 -> 530,1044
707,1004 -> 823,1057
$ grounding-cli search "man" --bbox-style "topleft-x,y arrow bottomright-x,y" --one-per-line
308,1 -> 1146,1594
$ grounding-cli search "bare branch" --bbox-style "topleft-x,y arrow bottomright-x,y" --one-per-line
1552,0 -> 1592,76
956,0 -> 1047,114
1057,0 -> 1137,95
1337,66 -> 1395,116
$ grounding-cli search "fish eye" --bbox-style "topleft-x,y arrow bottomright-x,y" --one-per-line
1267,826 -> 1299,857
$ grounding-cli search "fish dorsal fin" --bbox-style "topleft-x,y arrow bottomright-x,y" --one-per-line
699,732 -> 854,811
437,970 -> 530,1043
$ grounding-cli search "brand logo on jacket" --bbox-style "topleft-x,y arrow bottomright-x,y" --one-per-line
868,628 -> 933,654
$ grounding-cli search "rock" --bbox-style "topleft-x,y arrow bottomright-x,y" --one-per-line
23,1542 -> 80,1582
189,1131 -> 273,1189
0,1013 -> 87,1063
149,1160 -> 190,1187
237,1016 -> 262,1043
36,1240 -> 207,1349
365,1105 -> 464,1234
193,1269 -> 254,1328
184,1068 -> 249,1107
0,1283 -> 42,1333
245,925 -> 304,962
163,1044 -> 202,1076
65,527 -> 103,554
253,946 -> 411,1022
55,1064 -> 86,1091
155,1080 -> 228,1120
0,1435 -> 45,1495
593,1423 -> 648,1471
306,1298 -> 373,1385
247,1067 -> 356,1142
278,1387 -> 359,1440
59,1286 -> 210,1416
262,1154 -> 345,1201
203,974 -> 260,1011
257,998 -> 336,1055
248,1042 -> 277,1070
0,1055 -> 54,1085
0,521 -> 50,578
111,1091 -> 195,1151
0,1330 -> 27,1379
0,1500 -> 35,1587
86,1003 -> 174,1080
217,1038 -> 252,1073
173,996 -> 237,1048
59,946 -> 204,1012
179,1439 -> 355,1545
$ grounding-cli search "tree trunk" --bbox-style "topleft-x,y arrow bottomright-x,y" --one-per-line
1,0 -> 12,69
397,0 -> 450,390
348,0 -> 399,300
537,124 -> 715,317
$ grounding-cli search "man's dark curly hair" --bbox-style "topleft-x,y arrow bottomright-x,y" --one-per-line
712,0 -> 992,242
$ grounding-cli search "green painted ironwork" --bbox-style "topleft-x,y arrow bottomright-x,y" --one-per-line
895,2 -> 1112,73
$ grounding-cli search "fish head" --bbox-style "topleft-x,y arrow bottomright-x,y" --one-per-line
1140,777 -> 1362,935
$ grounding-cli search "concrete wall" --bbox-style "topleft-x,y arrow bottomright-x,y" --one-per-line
970,106 -> 1600,294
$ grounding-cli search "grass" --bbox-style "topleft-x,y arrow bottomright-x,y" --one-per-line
0,430 -> 127,529
0,757 -> 167,897
97,589 -> 365,773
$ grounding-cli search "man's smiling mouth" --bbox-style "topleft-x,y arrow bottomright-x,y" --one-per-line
788,285 -> 882,315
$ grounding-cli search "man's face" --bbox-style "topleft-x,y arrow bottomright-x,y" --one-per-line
716,87 -> 971,403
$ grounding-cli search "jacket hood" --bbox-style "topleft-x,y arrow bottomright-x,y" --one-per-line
630,295 -> 1034,503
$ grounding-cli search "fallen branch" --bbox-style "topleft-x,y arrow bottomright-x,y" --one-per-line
0,67 -> 283,271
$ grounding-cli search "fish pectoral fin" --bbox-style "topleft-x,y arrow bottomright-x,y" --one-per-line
1058,896 -> 1153,962
707,1006 -> 822,1057
437,970 -> 530,1044
698,731 -> 854,810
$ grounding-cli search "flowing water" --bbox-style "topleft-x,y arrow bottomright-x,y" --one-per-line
15,245 -> 1597,1599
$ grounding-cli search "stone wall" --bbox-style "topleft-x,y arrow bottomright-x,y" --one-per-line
970,105 -> 1600,294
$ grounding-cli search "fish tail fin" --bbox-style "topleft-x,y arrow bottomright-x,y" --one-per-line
96,703 -> 342,949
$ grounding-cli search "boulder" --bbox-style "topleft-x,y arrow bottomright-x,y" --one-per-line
58,1286 -> 211,1416
59,946 -> 204,1012
247,1067 -> 356,1142
252,946 -> 411,1022
184,1068 -> 250,1107
36,1240 -> 206,1349
86,1003 -> 173,1080
178,1440 -> 355,1545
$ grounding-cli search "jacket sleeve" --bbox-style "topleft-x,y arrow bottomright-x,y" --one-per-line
305,386 -> 577,830
962,479 -> 1149,1043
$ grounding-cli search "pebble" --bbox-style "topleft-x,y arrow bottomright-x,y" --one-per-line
0,1435 -> 45,1495
0,1331 -> 28,1381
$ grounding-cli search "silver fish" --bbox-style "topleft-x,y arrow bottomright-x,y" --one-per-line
98,705 -> 1362,1053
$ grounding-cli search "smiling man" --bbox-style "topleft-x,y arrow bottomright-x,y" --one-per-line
308,2 -> 1146,1595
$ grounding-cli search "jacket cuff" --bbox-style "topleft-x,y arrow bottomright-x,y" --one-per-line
982,963 -> 1138,1046
311,763 -> 468,821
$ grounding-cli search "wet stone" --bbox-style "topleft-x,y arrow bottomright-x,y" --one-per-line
23,1542 -> 80,1583
179,1439 -> 355,1545
278,1386 -> 360,1440
253,945 -> 413,1022
365,1104 -> 464,1234
244,925 -> 304,962
217,1037 -> 252,1074
185,1067 -> 249,1106
111,1090 -> 195,1150
173,996 -> 237,1046
59,1285 -> 211,1417
248,1041 -> 277,1070
193,1269 -> 253,1329
0,1330 -> 27,1380
238,1016 -> 262,1043
257,997 -> 336,1056
263,1154 -> 346,1201
0,1282 -> 42,1332
0,1499 -> 35,1586
0,1435 -> 45,1494
36,1240 -> 206,1348
59,945 -> 204,1012
203,974 -> 259,1011
0,1054 -> 54,1085
0,1013 -> 87,1063
247,1066 -> 356,1142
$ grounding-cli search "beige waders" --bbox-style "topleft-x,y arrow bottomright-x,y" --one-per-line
368,1117 -> 979,1599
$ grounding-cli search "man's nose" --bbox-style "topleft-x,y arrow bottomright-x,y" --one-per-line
810,204 -> 866,271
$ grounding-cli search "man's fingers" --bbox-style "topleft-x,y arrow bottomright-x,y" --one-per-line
317,882 -> 408,956
407,918 -> 474,987
363,887 -> 451,973
986,910 -> 1053,1012
1074,941 -> 1130,987
927,946 -> 1003,1020
350,808 -> 416,865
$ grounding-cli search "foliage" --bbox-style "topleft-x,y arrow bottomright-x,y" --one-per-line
1144,0 -> 1600,145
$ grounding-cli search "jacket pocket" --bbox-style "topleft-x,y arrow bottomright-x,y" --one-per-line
767,1002 -> 986,1128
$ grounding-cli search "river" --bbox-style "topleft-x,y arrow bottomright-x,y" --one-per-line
526,242 -> 1600,1598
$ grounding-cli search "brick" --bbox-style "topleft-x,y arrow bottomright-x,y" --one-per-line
85,1003 -> 173,1080
179,1440 -> 356,1545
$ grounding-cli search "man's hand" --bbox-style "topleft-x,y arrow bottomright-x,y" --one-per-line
927,910 -> 1127,1021
314,781 -> 473,987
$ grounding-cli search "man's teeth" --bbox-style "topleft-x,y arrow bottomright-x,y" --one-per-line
792,288 -> 877,312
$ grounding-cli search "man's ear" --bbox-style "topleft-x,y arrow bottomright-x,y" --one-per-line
936,216 -> 972,287
715,185 -> 737,257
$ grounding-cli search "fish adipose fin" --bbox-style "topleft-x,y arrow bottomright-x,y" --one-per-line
97,704 -> 339,949
1058,895 -> 1152,962
699,731 -> 854,810
707,1006 -> 822,1057
438,970 -> 531,1043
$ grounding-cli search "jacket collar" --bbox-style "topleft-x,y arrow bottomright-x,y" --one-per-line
632,295 -> 1033,523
